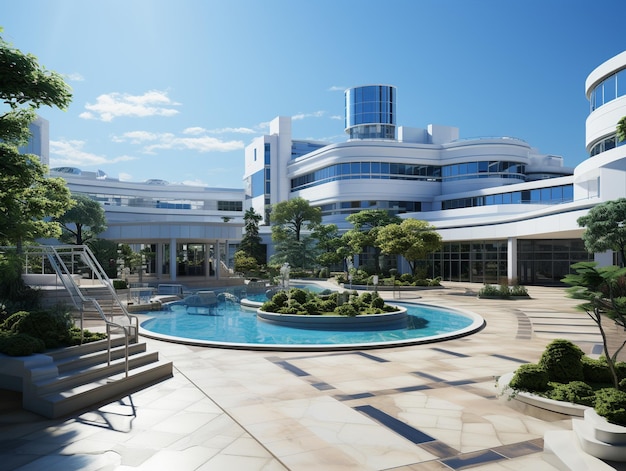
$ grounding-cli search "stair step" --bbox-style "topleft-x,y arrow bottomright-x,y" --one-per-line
543,430 -> 616,470
28,359 -> 173,418
46,336 -> 129,361
33,350 -> 160,396
573,417 -> 626,462
55,342 -> 147,374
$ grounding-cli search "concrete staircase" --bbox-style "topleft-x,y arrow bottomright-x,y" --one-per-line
543,408 -> 626,470
5,336 -> 173,419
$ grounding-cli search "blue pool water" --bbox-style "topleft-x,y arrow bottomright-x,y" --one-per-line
139,300 -> 483,350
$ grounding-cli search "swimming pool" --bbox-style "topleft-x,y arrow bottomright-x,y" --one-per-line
139,299 -> 485,351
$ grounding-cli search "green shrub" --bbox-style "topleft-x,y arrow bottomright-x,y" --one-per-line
271,291 -> 288,306
5,309 -> 73,348
549,381 -> 595,406
68,328 -> 106,345
478,284 -> 500,297
319,299 -> 337,312
335,303 -> 358,317
0,333 -> 46,356
260,301 -> 279,313
371,296 -> 385,309
509,363 -> 549,392
303,300 -> 320,315
113,279 -> 128,289
509,285 -> 529,296
538,339 -> 584,383
582,356 -> 613,384
359,292 -> 373,305
288,288 -> 308,305
594,388 -> 626,426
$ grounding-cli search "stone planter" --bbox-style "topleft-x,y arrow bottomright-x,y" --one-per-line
256,306 -> 408,330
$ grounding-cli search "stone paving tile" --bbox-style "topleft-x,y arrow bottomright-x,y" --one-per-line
3,282 -> 623,470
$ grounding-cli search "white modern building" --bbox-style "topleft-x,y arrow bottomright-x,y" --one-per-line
49,167 -> 245,283
243,52 -> 626,285
45,51 -> 626,286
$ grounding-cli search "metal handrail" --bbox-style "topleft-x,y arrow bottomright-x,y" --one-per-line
20,245 -> 137,378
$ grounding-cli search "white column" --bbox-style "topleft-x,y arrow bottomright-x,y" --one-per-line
507,237 -> 517,282
169,239 -> 177,281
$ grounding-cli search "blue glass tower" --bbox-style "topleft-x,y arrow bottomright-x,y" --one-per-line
345,85 -> 396,140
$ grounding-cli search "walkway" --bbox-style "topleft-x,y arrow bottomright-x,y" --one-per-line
1,282 -> 624,470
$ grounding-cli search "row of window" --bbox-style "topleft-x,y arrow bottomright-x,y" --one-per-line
589,67 -> 626,111
441,184 -> 573,209
317,200 -> 420,216
589,132 -> 626,157
85,193 -> 242,212
290,160 -> 529,191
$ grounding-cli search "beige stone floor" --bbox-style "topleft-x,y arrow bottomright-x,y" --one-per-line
1,282 -> 624,470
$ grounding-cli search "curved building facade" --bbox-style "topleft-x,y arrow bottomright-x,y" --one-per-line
244,55 -> 626,284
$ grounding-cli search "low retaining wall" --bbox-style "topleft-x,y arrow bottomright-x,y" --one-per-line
256,306 -> 408,329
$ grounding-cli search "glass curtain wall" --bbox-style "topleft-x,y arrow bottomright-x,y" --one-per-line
517,239 -> 592,285
431,241 -> 508,283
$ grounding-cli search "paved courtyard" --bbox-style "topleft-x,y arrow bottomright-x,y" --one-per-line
1,282 -> 624,470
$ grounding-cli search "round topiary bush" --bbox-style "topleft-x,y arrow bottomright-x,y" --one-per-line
549,381 -> 596,406
335,303 -> 358,317
582,356 -> 613,384
594,388 -> 626,426
509,363 -> 549,392
538,339 -> 584,383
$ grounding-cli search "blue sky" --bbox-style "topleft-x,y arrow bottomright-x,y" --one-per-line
3,0 -> 626,188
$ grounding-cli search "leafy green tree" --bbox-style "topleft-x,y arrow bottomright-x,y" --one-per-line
0,29 -> 73,250
311,223 -> 344,272
376,219 -> 442,275
87,238 -> 119,278
270,197 -> 321,269
563,262 -> 626,389
578,198 -> 626,267
239,207 -> 265,264
233,250 -> 259,275
56,194 -> 107,245
343,210 -> 402,273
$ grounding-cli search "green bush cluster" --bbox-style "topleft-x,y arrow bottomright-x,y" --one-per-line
478,283 -> 529,298
508,339 -> 626,426
335,271 -> 441,287
0,308 -> 107,356
260,288 -> 397,317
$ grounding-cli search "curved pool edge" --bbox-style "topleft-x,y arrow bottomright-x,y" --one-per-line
138,300 -> 487,352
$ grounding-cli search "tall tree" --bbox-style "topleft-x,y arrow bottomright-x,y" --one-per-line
0,29 -> 73,250
56,194 -> 107,245
343,209 -> 402,273
239,207 -> 265,264
376,219 -> 442,275
270,197 -> 321,269
311,223 -> 344,272
578,198 -> 626,267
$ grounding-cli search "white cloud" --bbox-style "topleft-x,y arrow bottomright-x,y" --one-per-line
208,127 -> 256,134
181,179 -> 209,186
118,172 -> 133,181
112,131 -> 159,143
292,110 -> 325,120
182,127 -> 207,135
50,139 -> 136,166
80,90 -> 180,122
114,131 -> 244,154
65,73 -> 85,82
328,85 -> 345,92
